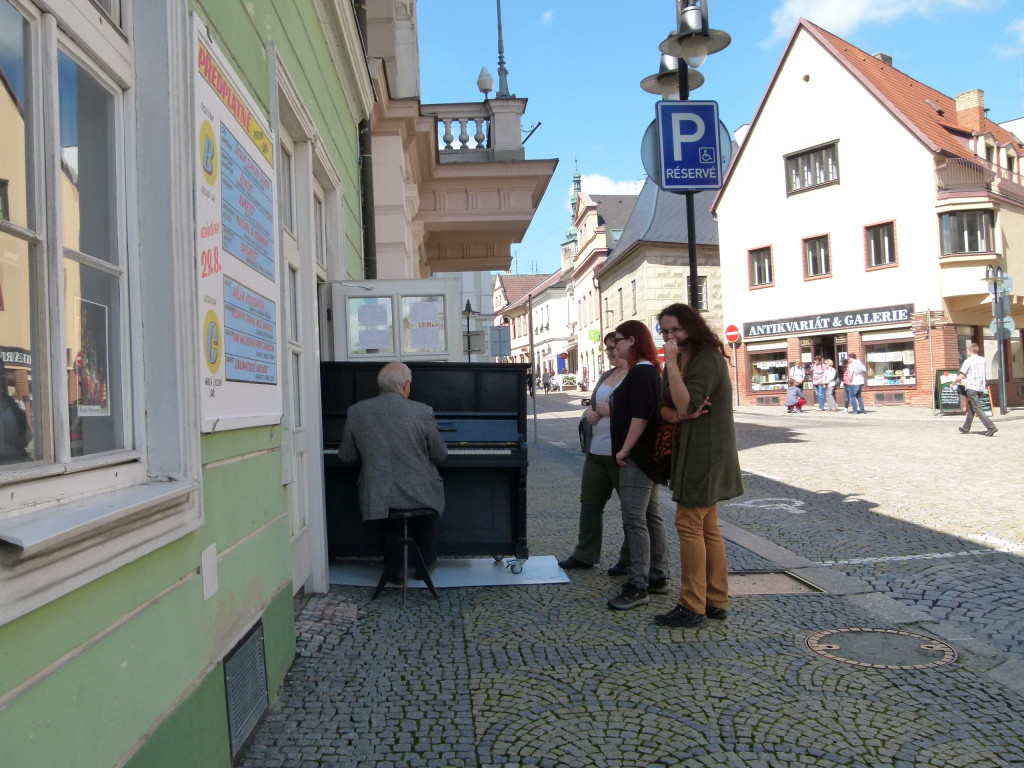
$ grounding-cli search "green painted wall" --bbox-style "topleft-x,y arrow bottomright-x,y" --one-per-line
0,434 -> 292,767
195,0 -> 364,277
1,1 -> 366,763
121,586 -> 295,768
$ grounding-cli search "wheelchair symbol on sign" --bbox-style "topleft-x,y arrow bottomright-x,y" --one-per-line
725,497 -> 806,514
699,147 -> 716,164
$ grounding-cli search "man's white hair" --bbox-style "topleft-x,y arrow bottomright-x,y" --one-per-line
378,362 -> 412,394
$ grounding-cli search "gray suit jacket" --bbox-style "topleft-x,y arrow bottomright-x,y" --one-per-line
338,392 -> 448,521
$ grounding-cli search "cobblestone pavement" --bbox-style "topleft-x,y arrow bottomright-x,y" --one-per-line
242,394 -> 1024,767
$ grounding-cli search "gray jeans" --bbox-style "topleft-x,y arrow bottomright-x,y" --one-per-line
617,460 -> 667,589
963,389 -> 995,431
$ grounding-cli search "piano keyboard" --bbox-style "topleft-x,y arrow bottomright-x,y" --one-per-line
446,446 -> 514,455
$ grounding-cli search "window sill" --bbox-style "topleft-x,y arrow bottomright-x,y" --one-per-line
0,477 -> 201,625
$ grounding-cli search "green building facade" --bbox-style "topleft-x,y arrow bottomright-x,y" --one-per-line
0,1 -> 368,765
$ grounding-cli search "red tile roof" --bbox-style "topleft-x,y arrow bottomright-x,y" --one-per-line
497,274 -> 552,305
804,19 -> 1023,159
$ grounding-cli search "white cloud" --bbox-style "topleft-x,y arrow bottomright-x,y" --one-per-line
767,0 -> 995,45
995,17 -> 1024,59
565,174 -> 645,211
579,174 -> 645,195
540,10 -> 554,25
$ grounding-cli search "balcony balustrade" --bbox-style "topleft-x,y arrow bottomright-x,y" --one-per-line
425,98 -> 527,164
937,156 -> 1024,203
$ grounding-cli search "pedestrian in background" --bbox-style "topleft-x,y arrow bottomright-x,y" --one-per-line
606,320 -> 668,611
810,355 -> 828,411
839,358 -> 852,411
558,333 -> 630,572
786,361 -> 806,413
656,304 -> 743,628
845,353 -> 867,414
824,358 -> 839,411
953,343 -> 997,437
542,369 -> 551,394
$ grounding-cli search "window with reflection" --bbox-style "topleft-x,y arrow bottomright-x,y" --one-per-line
804,235 -> 831,278
0,0 -> 128,467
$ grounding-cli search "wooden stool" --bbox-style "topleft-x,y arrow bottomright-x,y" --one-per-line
372,508 -> 439,605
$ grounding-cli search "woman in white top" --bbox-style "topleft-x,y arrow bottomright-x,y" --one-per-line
824,358 -> 838,411
846,353 -> 867,414
558,333 -> 630,570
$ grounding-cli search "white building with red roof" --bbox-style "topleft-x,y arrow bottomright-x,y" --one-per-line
714,18 -> 1024,409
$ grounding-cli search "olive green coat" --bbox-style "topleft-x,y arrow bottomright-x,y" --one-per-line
669,348 -> 744,507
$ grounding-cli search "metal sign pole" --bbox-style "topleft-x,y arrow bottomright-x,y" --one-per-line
732,341 -> 739,406
528,293 -> 537,443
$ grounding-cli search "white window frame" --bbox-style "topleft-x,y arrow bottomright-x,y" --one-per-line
0,0 -> 201,626
686,275 -> 709,312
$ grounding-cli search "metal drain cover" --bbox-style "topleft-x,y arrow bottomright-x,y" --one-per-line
806,628 -> 957,670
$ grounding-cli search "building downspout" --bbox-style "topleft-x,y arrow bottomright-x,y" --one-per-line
354,1 -> 376,279
359,119 -> 376,279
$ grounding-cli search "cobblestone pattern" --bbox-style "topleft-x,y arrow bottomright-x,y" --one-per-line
724,467 -> 1024,661
241,407 -> 1024,767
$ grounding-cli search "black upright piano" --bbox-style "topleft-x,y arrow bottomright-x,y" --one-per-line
321,361 -> 530,566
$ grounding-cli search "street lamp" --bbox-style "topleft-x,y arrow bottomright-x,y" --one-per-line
984,265 -> 1010,415
463,299 -> 477,362
640,50 -> 704,100
477,67 -> 494,99
660,0 -> 732,68
641,0 -> 731,311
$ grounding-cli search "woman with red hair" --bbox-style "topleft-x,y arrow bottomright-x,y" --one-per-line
605,320 -> 669,611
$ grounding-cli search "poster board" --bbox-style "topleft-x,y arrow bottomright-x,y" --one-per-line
324,279 -> 463,362
935,369 -> 993,416
193,16 -> 282,432
934,369 -> 961,414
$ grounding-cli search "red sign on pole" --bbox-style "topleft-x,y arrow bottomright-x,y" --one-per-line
724,324 -> 741,344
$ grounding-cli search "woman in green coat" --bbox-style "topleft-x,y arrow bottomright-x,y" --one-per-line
654,303 -> 743,628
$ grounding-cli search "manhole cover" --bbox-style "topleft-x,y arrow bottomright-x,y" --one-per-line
806,628 -> 957,670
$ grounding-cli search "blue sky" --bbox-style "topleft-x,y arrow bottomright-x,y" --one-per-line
419,0 -> 1024,276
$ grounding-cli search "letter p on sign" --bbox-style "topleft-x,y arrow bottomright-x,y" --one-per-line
670,112 -> 705,161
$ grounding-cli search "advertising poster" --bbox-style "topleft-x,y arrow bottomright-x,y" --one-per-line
193,17 -> 281,431
74,298 -> 109,416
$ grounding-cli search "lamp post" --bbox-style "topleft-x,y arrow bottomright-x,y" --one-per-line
463,299 -> 477,362
984,265 -> 1011,415
641,0 -> 730,311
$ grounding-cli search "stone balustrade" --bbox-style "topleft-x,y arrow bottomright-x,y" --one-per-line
425,98 -> 528,164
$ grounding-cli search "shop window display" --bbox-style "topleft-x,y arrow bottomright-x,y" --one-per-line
864,341 -> 915,386
749,352 -> 788,391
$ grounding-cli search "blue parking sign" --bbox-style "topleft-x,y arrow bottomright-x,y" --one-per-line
656,101 -> 722,191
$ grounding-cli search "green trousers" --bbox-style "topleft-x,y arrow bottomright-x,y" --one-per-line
570,453 -> 630,566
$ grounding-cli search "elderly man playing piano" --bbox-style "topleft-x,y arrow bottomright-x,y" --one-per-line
338,361 -> 448,581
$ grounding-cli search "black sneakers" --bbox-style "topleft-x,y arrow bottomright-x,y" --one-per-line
705,605 -> 728,621
606,562 -> 629,577
985,427 -> 998,437
653,605 -> 706,627
607,585 -> 650,610
647,577 -> 670,594
557,556 -> 593,570
958,426 -> 969,434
